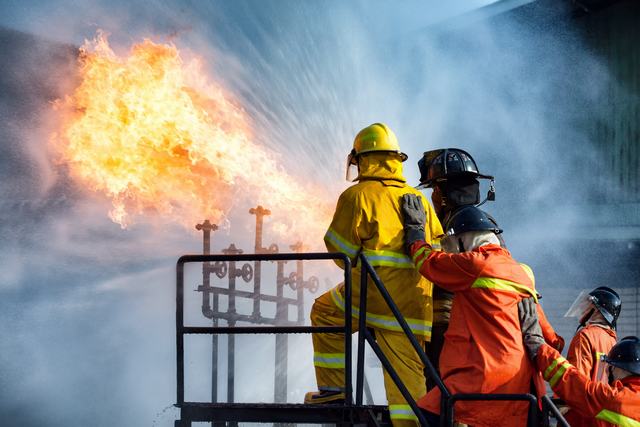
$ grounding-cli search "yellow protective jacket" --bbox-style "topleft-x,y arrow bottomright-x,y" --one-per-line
324,153 -> 443,339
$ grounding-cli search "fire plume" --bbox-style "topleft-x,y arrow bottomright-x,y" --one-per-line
51,32 -> 333,243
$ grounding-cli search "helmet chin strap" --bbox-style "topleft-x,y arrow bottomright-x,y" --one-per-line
608,365 -> 615,384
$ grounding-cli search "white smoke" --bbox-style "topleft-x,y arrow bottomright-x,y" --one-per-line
0,1 -> 628,426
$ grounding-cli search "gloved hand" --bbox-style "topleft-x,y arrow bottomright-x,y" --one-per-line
518,297 -> 545,361
401,194 -> 426,254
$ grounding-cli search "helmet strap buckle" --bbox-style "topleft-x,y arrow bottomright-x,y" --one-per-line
487,179 -> 496,201
476,179 -> 496,207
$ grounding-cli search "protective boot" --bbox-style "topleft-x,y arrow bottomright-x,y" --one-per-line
303,389 -> 345,404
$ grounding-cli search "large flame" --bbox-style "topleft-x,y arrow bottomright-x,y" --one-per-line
51,31 -> 334,244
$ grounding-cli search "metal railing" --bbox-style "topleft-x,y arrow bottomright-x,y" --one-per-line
176,251 -> 567,427
355,255 -> 450,426
542,396 -> 570,427
356,255 -> 558,427
176,252 -> 354,408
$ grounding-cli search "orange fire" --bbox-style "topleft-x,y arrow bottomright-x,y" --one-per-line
51,31 -> 334,244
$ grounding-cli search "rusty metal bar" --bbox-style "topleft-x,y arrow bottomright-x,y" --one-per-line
290,242 -> 306,325
176,252 -> 351,411
275,260 -> 288,403
542,396 -> 570,427
249,206 -> 276,319
182,326 -> 343,334
177,260 -> 185,406
355,263 -> 368,406
195,220 -> 220,406
196,286 -> 299,305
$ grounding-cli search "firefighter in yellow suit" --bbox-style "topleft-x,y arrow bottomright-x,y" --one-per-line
304,123 -> 443,427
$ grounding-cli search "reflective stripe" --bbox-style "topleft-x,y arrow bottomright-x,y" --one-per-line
596,409 -> 640,426
411,246 -> 427,263
548,362 -> 571,387
313,352 -> 345,369
389,404 -> 418,421
363,250 -> 414,269
330,287 -> 432,336
472,277 -> 538,302
416,255 -> 428,271
413,246 -> 432,271
324,229 -> 415,268
324,228 -> 358,257
544,356 -> 568,380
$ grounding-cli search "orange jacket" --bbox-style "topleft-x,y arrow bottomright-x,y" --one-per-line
410,242 -> 563,427
565,325 -> 618,427
537,343 -> 640,427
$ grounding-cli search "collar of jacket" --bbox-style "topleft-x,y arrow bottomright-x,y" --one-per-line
618,375 -> 640,388
474,243 -> 509,255
585,323 -> 617,337
356,153 -> 406,183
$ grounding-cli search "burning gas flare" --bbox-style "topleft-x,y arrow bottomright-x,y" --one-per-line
51,31 -> 333,243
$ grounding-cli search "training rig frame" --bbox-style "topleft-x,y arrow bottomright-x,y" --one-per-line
195,208 -> 320,410
175,252 -> 570,426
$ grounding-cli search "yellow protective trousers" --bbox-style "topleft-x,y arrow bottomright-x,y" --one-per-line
311,290 -> 426,427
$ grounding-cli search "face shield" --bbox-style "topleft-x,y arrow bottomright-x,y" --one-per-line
345,150 -> 358,182
596,354 -> 616,384
564,291 -> 596,319
440,233 -> 461,253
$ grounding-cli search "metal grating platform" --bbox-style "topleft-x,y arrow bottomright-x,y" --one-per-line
176,402 -> 390,425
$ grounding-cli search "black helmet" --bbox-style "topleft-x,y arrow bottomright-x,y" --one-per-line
444,206 -> 502,236
418,148 -> 493,188
604,336 -> 640,376
589,286 -> 622,328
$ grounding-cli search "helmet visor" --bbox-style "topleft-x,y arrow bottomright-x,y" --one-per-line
596,354 -> 614,384
564,291 -> 595,318
345,151 -> 358,182
440,234 -> 460,253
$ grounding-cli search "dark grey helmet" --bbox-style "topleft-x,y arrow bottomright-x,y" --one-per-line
604,336 -> 640,376
589,286 -> 622,329
444,205 -> 502,236
418,148 -> 493,188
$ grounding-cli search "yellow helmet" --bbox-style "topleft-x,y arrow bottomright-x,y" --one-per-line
348,123 -> 408,166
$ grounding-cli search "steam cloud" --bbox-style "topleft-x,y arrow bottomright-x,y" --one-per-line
0,1 -> 630,426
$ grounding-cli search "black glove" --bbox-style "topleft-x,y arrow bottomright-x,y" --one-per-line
518,297 -> 545,361
401,194 -> 426,254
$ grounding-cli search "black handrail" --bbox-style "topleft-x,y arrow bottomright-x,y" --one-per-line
355,255 -> 450,426
356,254 -> 565,427
176,252 -> 352,407
358,256 -> 450,397
542,396 -> 570,427
176,251 -> 566,427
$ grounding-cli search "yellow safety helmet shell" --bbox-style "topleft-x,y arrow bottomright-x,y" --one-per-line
349,123 -> 408,165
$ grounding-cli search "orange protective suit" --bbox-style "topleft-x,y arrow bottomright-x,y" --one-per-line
565,324 -> 618,426
409,241 -> 563,427
537,343 -> 640,427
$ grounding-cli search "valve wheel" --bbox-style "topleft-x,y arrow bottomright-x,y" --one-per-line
307,276 -> 319,293
214,261 -> 227,278
288,272 -> 298,290
241,263 -> 253,282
